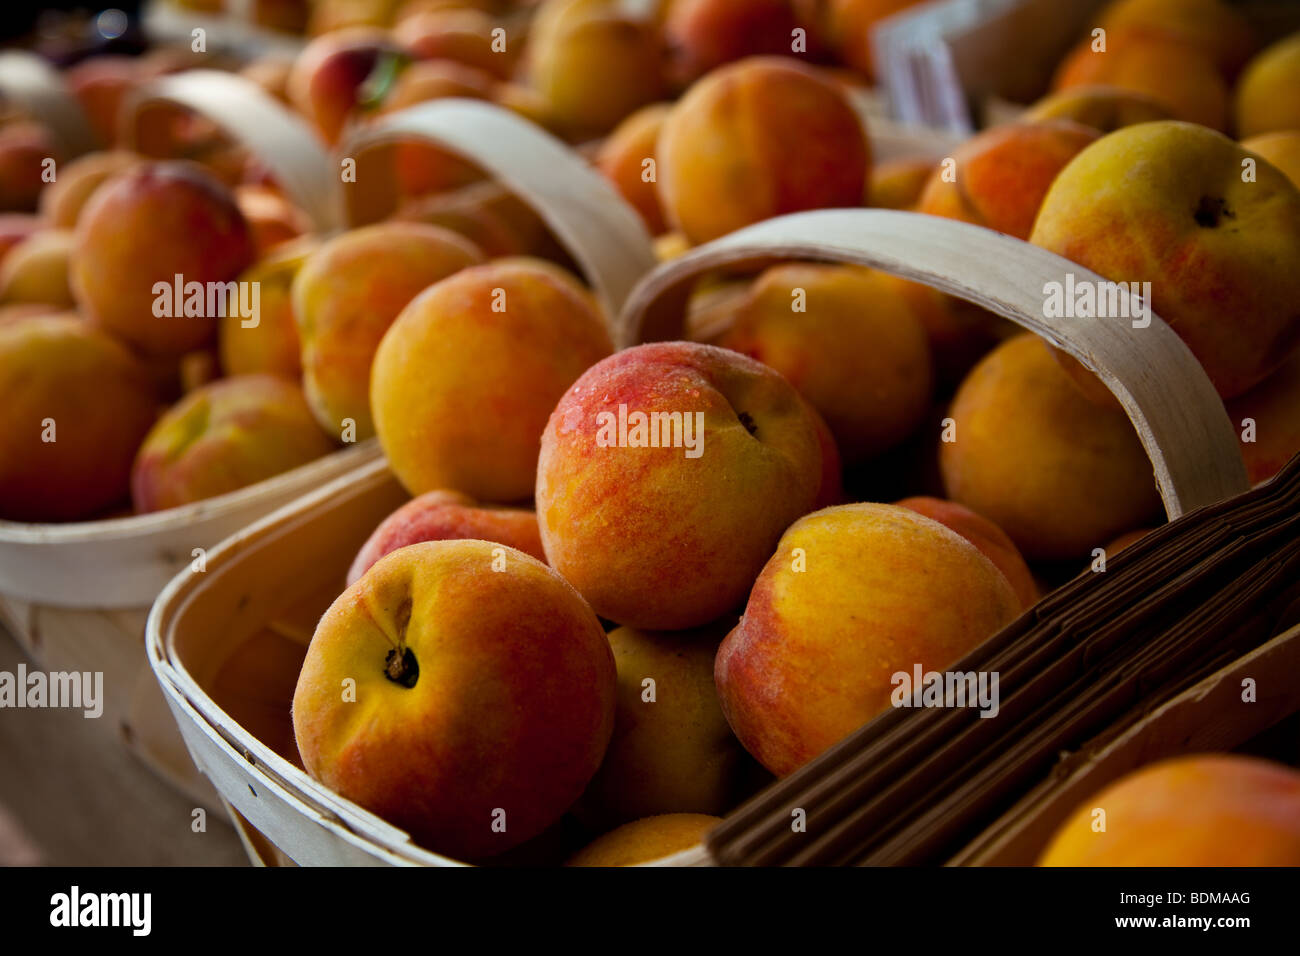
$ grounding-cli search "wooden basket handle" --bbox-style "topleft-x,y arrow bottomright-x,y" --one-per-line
0,50 -> 97,158
338,99 -> 659,323
618,208 -> 1249,520
121,69 -> 343,232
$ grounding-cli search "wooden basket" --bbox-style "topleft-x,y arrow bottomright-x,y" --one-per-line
148,207 -> 1251,865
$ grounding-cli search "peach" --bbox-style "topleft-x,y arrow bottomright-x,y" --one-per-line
1021,84 -> 1174,133
939,335 -> 1161,561
131,374 -> 336,513
1030,121 -> 1300,401
64,56 -> 141,148
566,814 -> 720,866
683,277 -> 752,343
917,120 -> 1099,241
1226,349 -> 1300,485
0,316 -> 159,521
371,259 -> 613,501
826,0 -> 929,80
526,0 -> 666,136
882,276 -> 1017,388
393,182 -> 531,257
578,620 -> 747,827
72,161 -> 255,357
389,139 -> 486,202
492,82 -> 558,130
1235,33 -> 1300,138
234,184 -> 311,257
1242,131 -> 1300,190
287,28 -> 407,144
1096,0 -> 1256,79
1101,527 -> 1152,558
896,496 -> 1039,611
536,341 -> 826,630
1039,755 -> 1300,866
657,57 -> 869,245
718,263 -> 932,463
594,102 -> 671,235
715,502 -> 1021,777
38,151 -> 140,228
0,230 -> 75,308
866,157 -> 933,209
218,237 -> 316,380
663,0 -> 802,86
395,9 -> 515,79
0,214 -> 41,267
240,56 -> 295,103
293,539 -> 616,861
347,489 -> 546,585
1052,29 -> 1229,131
377,59 -> 499,113
178,349 -> 220,394
292,222 -> 483,438
0,122 -> 58,213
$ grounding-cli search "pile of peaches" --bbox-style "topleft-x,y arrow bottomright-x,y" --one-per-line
4,0 -> 1300,865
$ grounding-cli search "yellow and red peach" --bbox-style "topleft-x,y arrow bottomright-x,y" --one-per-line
0,230 -> 75,308
715,502 -> 1021,777
394,8 -> 515,79
663,0 -> 803,86
1241,131 -> 1300,190
38,150 -> 140,228
0,315 -> 159,521
1096,0 -> 1256,79
0,122 -> 59,213
1022,84 -> 1174,133
218,237 -> 316,380
566,813 -> 720,866
371,259 -> 613,501
287,28 -> 406,144
377,59 -> 499,113
825,0 -> 928,81
0,214 -> 41,267
293,539 -> 617,861
595,102 -> 671,235
536,341 -> 826,630
866,157 -> 933,209
131,374 -> 335,512
234,184 -> 311,257
1235,33 -> 1300,138
64,56 -> 141,148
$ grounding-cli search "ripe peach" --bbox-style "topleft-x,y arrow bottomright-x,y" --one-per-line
234,185 -> 311,257
826,0 -> 928,80
377,59 -> 499,113
716,502 -> 1021,777
0,230 -> 75,308
526,0 -> 666,136
64,56 -> 141,148
1052,29 -> 1229,131
1226,350 -> 1300,485
1030,121 -> 1300,401
292,222 -> 483,438
917,120 -> 1099,241
347,489 -> 546,585
293,539 -> 616,861
939,335 -> 1161,561
578,621 -> 747,827
389,139 -> 486,201
1101,527 -> 1152,557
131,374 -> 335,512
240,56 -> 294,103
1021,84 -> 1174,133
287,28 -> 407,144
395,8 -> 514,79
866,157 -> 933,209
72,162 -> 255,358
595,102 -> 671,235
371,259 -> 613,501
38,151 -> 140,228
393,181 -> 539,256
663,0 -> 802,86
218,237 -> 316,380
1242,131 -> 1300,190
0,122 -> 58,213
896,496 -> 1039,611
1039,755 -> 1300,866
566,814 -> 720,866
1235,33 -> 1300,138
0,316 -> 159,521
0,214 -> 41,267
1096,0 -> 1256,79
718,263 -> 932,463
657,57 -> 869,245
536,341 -> 826,630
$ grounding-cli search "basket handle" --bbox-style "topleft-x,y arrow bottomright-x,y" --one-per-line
0,50 -> 97,157
338,98 -> 659,324
617,208 -> 1250,520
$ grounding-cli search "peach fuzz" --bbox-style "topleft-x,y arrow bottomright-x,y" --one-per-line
1030,121 -> 1300,402
866,157 -> 933,209
663,0 -> 803,87
595,102 -> 672,235
293,540 -> 616,861
896,496 -> 1039,611
0,316 -> 159,522
38,151 -> 141,228
347,489 -> 546,585
1095,0 -> 1256,79
715,502 -> 1021,777
1021,84 -> 1173,133
0,230 -> 75,308
939,335 -> 1161,561
719,263 -> 932,464
578,620 -> 746,827
371,259 -> 613,502
219,237 -> 316,380
656,56 -> 869,245
71,162 -> 255,358
566,814 -> 721,866
1039,755 -> 1300,866
287,28 -> 406,144
292,221 -> 483,439
536,341 -> 826,631
1235,33 -> 1300,138
1226,350 -> 1300,486
131,375 -> 335,513
1241,132 -> 1300,190
1051,28 -> 1229,131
